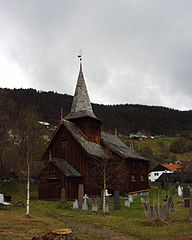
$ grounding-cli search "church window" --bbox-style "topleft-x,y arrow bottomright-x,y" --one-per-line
131,174 -> 136,181
60,140 -> 68,147
140,174 -> 144,181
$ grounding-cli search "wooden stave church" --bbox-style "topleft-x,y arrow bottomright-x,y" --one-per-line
38,61 -> 149,200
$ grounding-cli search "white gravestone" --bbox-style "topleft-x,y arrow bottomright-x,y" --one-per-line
0,193 -> 10,205
178,185 -> 183,197
82,194 -> 88,212
92,198 -> 98,214
128,195 -> 133,203
72,199 -> 79,211
125,199 -> 130,208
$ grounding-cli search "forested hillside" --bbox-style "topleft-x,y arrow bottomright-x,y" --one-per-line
1,87 -> 192,135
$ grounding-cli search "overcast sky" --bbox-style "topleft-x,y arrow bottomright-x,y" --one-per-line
0,0 -> 192,110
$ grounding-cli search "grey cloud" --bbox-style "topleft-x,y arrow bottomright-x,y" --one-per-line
0,0 -> 192,110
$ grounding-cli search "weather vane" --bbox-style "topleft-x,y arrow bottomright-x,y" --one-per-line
78,49 -> 82,62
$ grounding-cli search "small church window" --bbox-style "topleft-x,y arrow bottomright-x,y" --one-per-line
140,174 -> 144,181
60,140 -> 68,147
131,174 -> 136,181
49,173 -> 56,177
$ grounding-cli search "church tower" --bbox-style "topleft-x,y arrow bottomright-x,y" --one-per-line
65,58 -> 101,143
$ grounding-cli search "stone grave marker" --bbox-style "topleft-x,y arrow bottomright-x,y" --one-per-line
100,189 -> 111,209
128,195 -> 133,203
78,184 -> 84,208
190,187 -> 192,221
92,198 -> 98,214
72,199 -> 79,211
0,193 -> 10,205
183,186 -> 190,198
184,199 -> 190,208
167,196 -> 174,211
125,199 -> 130,208
60,188 -> 67,205
113,190 -> 121,210
100,190 -> 103,209
82,194 -> 88,212
104,201 -> 109,215
141,198 -> 145,204
171,184 -> 176,195
178,185 -> 183,197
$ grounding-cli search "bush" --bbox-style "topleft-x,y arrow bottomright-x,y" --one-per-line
169,138 -> 192,153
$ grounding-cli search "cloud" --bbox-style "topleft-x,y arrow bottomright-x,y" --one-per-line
0,0 -> 192,110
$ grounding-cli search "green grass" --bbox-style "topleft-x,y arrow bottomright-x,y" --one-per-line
0,184 -> 192,240
122,136 -> 192,164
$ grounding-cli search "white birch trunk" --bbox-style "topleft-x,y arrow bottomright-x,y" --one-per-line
103,166 -> 106,217
26,151 -> 30,217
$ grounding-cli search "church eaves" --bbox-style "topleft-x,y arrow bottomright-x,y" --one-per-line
65,62 -> 99,121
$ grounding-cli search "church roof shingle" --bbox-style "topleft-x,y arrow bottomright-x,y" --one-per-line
65,63 -> 99,121
51,158 -> 82,177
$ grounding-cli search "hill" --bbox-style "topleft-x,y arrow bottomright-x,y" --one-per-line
122,136 -> 192,169
1,87 -> 192,135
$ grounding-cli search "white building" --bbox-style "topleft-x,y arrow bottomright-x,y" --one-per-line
148,163 -> 181,182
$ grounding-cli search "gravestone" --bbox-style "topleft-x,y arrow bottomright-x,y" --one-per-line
141,198 -> 145,204
183,186 -> 190,198
125,199 -> 130,208
100,189 -> 111,209
167,196 -> 174,211
104,201 -> 109,215
184,199 -> 190,208
171,185 -> 176,195
92,198 -> 98,214
113,190 -> 121,210
100,190 -> 104,209
128,195 -> 133,203
72,199 -> 79,211
0,193 -> 4,203
82,194 -> 88,212
0,193 -> 10,205
60,188 -> 67,205
105,189 -> 111,203
190,187 -> 192,221
78,184 -> 84,208
178,185 -> 183,197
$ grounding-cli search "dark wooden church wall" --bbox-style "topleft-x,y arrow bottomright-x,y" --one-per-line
125,159 -> 149,193
39,162 -> 62,200
51,125 -> 87,176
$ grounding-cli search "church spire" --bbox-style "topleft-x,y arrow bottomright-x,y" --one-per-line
65,55 -> 99,121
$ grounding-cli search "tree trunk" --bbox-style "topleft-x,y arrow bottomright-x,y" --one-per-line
190,187 -> 192,221
26,151 -> 30,217
0,149 -> 4,170
102,166 -> 106,217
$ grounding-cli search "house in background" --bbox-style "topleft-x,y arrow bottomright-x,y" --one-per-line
148,163 -> 182,182
38,59 -> 149,200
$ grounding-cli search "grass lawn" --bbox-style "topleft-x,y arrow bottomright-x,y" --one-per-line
0,184 -> 192,240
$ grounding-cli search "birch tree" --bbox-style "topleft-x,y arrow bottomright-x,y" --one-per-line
16,107 -> 44,217
89,149 -> 126,217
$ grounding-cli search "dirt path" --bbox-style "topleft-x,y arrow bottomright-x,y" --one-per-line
45,211 -> 138,240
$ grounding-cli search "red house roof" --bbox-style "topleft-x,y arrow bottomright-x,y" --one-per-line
161,164 -> 181,171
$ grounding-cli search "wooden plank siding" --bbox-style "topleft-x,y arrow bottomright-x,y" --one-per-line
38,122 -> 149,200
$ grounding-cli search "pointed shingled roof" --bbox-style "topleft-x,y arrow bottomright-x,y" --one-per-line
65,62 -> 99,121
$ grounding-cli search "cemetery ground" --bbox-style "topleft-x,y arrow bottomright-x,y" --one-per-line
0,184 -> 192,240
